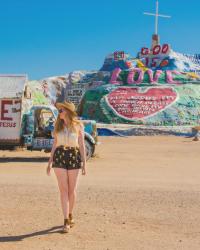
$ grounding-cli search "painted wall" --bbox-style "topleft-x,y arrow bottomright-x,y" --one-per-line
78,83 -> 200,126
77,46 -> 200,125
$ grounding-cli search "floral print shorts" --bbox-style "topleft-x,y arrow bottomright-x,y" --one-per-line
52,146 -> 82,170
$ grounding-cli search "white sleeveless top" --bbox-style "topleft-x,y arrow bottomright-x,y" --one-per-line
56,126 -> 80,148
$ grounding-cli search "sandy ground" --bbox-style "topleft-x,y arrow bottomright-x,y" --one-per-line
0,136 -> 200,250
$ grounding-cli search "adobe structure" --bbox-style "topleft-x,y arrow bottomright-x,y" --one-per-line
42,1 -> 200,127
75,1 -> 200,126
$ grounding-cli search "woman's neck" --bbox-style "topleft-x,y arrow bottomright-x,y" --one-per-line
63,118 -> 69,127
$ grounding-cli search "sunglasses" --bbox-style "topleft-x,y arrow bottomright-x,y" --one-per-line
58,109 -> 65,114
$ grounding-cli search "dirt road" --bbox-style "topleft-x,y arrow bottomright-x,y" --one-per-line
0,136 -> 200,250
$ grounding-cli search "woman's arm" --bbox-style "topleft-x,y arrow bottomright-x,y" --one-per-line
78,123 -> 86,175
47,132 -> 57,175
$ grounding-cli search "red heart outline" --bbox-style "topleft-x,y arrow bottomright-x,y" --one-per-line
105,87 -> 178,120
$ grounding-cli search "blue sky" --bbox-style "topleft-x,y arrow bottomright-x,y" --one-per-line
0,0 -> 199,79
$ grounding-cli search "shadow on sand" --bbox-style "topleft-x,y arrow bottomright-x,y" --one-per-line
0,157 -> 49,163
0,226 -> 64,242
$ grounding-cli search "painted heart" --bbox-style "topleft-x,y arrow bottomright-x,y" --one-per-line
105,87 -> 178,120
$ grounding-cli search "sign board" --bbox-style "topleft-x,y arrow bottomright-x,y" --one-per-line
65,84 -> 87,106
114,51 -> 125,61
65,82 -> 103,107
139,44 -> 171,68
33,138 -> 54,149
0,99 -> 22,141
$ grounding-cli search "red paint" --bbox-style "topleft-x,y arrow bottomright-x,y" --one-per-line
0,122 -> 16,127
162,44 -> 169,54
125,61 -> 132,68
114,51 -> 125,61
153,45 -> 161,55
141,44 -> 170,56
107,87 -> 177,120
141,47 -> 150,56
1,100 -> 13,121
160,60 -> 169,67
145,58 -> 149,67
145,57 -> 159,67
151,57 -> 159,67
14,100 -> 21,113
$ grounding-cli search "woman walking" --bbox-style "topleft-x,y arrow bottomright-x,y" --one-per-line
46,101 -> 86,233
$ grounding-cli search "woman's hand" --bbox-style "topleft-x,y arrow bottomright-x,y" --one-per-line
81,162 -> 86,175
47,132 -> 57,176
78,123 -> 87,176
46,159 -> 52,176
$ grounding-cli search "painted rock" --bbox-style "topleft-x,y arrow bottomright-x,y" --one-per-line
105,87 -> 178,120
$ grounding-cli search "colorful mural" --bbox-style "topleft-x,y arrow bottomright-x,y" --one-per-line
73,43 -> 200,126
138,44 -> 200,74
105,87 -> 177,120
109,68 -> 198,85
29,44 -> 200,127
78,83 -> 200,126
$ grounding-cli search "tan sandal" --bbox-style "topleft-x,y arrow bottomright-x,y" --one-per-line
69,213 -> 75,228
62,218 -> 70,233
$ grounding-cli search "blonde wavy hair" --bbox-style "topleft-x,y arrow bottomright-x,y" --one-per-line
54,109 -> 82,135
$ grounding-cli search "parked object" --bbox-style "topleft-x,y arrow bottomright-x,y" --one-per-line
0,75 -> 97,159
192,126 -> 200,141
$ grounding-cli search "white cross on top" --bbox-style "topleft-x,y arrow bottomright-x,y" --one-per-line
144,0 -> 171,35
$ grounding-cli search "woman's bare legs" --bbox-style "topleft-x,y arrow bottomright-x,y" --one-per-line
54,168 -> 69,219
67,169 -> 80,215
